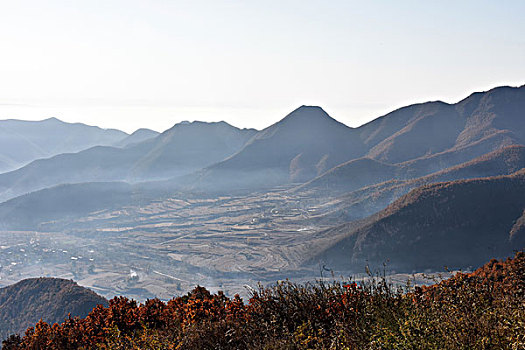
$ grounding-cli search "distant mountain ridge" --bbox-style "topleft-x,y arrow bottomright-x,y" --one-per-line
0,117 -> 127,173
129,121 -> 257,181
0,182 -> 137,230
0,85 -> 523,200
115,128 -> 159,148
0,121 -> 256,202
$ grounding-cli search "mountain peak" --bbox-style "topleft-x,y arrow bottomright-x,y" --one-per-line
281,105 -> 329,122
289,105 -> 328,116
130,128 -> 158,136
273,105 -> 350,132
296,105 -> 325,111
42,117 -> 63,123
172,120 -> 231,129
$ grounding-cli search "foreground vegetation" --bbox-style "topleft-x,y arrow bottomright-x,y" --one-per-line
3,252 -> 524,349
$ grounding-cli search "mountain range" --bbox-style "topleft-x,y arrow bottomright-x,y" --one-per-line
0,121 -> 256,201
1,85 -> 523,203
0,118 -> 127,173
0,83 -> 523,307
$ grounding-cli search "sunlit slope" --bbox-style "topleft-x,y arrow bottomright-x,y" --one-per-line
313,170 -> 525,271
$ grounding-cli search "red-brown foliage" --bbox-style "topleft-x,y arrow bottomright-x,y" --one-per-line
3,252 -> 524,349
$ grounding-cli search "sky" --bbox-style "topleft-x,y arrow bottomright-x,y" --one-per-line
0,0 -> 524,134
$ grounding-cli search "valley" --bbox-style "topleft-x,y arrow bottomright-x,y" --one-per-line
0,186 -> 352,300
0,85 -> 523,304
2,3 -> 523,346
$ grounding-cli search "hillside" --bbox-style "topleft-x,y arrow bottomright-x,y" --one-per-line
299,145 -> 525,224
0,118 -> 127,173
313,170 -> 525,272
0,278 -> 107,339
0,182 -> 137,230
360,85 -> 525,165
295,157 -> 400,194
363,101 -> 464,163
192,106 -> 365,191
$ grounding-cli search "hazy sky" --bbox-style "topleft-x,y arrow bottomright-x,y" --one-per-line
0,1 -> 524,133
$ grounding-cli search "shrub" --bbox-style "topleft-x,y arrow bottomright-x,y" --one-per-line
4,252 -> 524,349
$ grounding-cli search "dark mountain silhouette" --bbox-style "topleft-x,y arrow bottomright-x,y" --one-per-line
0,146 -> 136,202
115,128 -> 159,148
0,182 -> 138,230
0,117 -> 127,173
192,106 -> 365,191
0,121 -> 256,202
313,170 -> 525,272
0,278 -> 107,339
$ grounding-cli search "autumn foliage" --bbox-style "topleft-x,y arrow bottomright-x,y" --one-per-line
3,252 -> 524,349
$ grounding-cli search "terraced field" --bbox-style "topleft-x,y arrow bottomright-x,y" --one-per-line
0,187 -> 357,300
